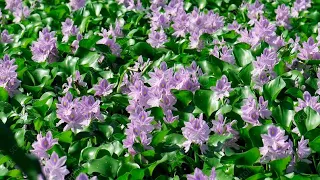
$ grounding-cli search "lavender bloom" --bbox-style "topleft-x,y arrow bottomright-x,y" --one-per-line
97,29 -> 122,56
187,168 -> 216,180
297,136 -> 311,162
241,96 -> 260,126
252,48 -> 277,89
203,11 -> 224,34
42,152 -> 69,180
31,131 -> 58,159
5,0 -> 30,22
260,126 -> 293,163
31,28 -> 58,63
71,34 -> 83,53
0,55 -> 20,96
258,96 -> 271,119
70,0 -> 86,11
123,110 -> 155,154
150,9 -> 170,30
147,28 -> 167,48
1,30 -> 13,43
228,20 -> 241,32
289,35 -> 301,52
163,110 -> 179,123
56,93 -> 102,132
211,75 -> 232,100
297,37 -> 320,60
291,0 -> 311,18
187,168 -> 207,180
74,70 -> 87,87
238,28 -> 260,48
253,16 -> 276,41
275,4 -> 291,29
172,11 -> 189,37
247,1 -> 264,24
93,79 -> 114,97
62,18 -> 79,42
211,114 -> 240,150
182,114 -> 210,153
76,173 -> 97,180
108,19 -> 123,39
132,55 -> 150,72
267,35 -> 286,50
295,91 -> 320,112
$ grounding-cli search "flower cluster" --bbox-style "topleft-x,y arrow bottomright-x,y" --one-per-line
210,75 -> 232,100
69,0 -> 86,11
39,152 -> 69,180
31,28 -> 58,63
210,39 -> 235,64
5,0 -> 30,22
0,55 -> 20,96
56,92 -> 102,132
97,20 -> 123,56
241,96 -> 271,126
187,167 -> 216,180
295,91 -> 320,112
260,126 -> 293,163
93,79 -> 114,97
123,61 -> 202,154
31,131 -> 58,159
252,48 -> 278,89
1,30 -> 13,43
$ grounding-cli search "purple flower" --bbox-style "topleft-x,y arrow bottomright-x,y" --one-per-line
0,55 -> 20,96
295,91 -> 320,112
238,28 -> 260,48
93,79 -> 114,97
147,28 -> 167,48
1,30 -> 13,43
203,11 -> 224,34
108,19 -> 123,39
187,167 -> 216,180
253,16 -> 276,41
5,0 -> 30,22
71,34 -> 83,53
258,96 -> 271,119
211,75 -> 232,100
187,168 -> 207,180
150,9 -> 170,30
211,114 -> 240,150
182,114 -> 210,153
56,93 -> 102,132
42,152 -> 69,180
31,28 -> 58,63
172,11 -> 189,37
275,4 -> 291,29
62,18 -> 79,42
297,37 -> 320,60
247,1 -> 264,24
228,20 -> 241,32
76,173 -> 97,180
70,0 -> 86,11
241,96 -> 260,126
163,110 -> 179,123
291,0 -> 311,18
97,29 -> 122,56
297,136 -> 311,162
260,126 -> 293,163
31,131 -> 58,159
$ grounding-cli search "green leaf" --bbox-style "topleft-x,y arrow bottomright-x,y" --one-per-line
132,42 -> 154,57
263,77 -> 286,101
14,129 -> 26,147
220,147 -> 260,165
86,155 -> 120,177
130,169 -> 145,180
171,89 -> 193,106
272,105 -> 294,130
151,130 -> 170,146
270,156 -> 291,177
239,63 -> 253,85
47,144 -> 65,157
294,110 -> 308,135
194,90 -> 220,117
117,162 -> 140,177
309,136 -> 320,152
55,130 -> 74,144
233,43 -> 255,67
304,107 -> 320,131
164,133 -> 186,147
198,0 -> 207,9
0,88 -> 9,102
207,134 -> 233,146
81,147 -> 100,162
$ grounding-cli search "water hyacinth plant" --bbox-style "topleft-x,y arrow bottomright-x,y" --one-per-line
1,0 -> 320,179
